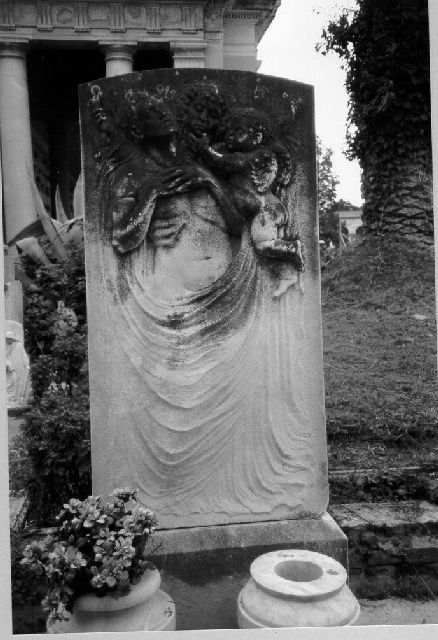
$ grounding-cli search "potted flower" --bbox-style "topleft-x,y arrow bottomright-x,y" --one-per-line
21,488 -> 175,633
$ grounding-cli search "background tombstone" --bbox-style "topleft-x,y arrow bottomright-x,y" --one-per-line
4,248 -> 23,325
80,70 -> 346,584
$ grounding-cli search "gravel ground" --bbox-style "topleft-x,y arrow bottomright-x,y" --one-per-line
356,598 -> 438,626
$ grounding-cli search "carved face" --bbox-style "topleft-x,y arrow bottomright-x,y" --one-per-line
188,98 -> 215,136
120,94 -> 177,150
181,83 -> 227,139
134,104 -> 176,141
225,119 -> 263,151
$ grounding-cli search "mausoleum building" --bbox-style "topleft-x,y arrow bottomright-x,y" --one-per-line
0,0 -> 280,244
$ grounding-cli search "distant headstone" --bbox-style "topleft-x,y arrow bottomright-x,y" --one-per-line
80,70 -> 328,529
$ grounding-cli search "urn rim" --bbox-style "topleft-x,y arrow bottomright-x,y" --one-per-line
74,568 -> 161,612
250,549 -> 347,600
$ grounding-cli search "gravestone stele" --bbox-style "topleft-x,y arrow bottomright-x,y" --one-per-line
79,69 -> 328,529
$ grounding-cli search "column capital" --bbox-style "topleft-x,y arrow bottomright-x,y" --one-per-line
99,41 -> 136,77
100,41 -> 137,56
0,40 -> 29,59
100,41 -> 136,64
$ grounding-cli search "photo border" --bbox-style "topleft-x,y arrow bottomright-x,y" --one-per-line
1,0 -> 438,636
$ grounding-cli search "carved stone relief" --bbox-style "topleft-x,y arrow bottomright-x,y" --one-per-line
88,3 -> 110,23
145,5 -> 161,32
56,6 -> 74,25
125,4 -> 142,24
110,2 -> 125,31
0,3 -> 15,30
80,69 -> 327,528
37,2 -> 53,30
74,3 -> 89,31
182,5 -> 201,33
0,2 -> 273,38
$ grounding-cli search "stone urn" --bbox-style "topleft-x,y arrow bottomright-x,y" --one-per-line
237,549 -> 360,628
48,569 -> 176,633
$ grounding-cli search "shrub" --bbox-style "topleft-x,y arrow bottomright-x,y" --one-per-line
18,245 -> 91,525
23,383 -> 91,526
10,529 -> 47,634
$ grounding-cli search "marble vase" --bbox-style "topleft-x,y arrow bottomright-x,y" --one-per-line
237,549 -> 360,628
48,569 -> 176,633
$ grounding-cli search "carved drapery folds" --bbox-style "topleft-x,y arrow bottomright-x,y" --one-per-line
80,69 -> 327,529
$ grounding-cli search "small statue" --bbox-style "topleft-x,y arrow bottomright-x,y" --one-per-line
5,321 -> 32,408
190,107 -> 304,298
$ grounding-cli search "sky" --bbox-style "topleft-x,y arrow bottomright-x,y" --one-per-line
258,0 -> 363,206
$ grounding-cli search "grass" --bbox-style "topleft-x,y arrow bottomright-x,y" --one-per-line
322,236 -> 438,502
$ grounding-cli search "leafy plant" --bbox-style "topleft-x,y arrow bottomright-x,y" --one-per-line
10,529 -> 47,634
22,382 -> 91,525
22,246 -> 86,363
20,489 -> 157,626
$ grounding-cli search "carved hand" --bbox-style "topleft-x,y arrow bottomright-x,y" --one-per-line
188,133 -> 210,153
158,167 -> 216,196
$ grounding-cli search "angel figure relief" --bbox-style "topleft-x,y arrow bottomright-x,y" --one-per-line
89,84 -> 245,298
190,107 -> 304,298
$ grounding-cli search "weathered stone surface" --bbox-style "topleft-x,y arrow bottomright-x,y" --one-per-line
80,69 -> 326,529
153,512 -> 347,570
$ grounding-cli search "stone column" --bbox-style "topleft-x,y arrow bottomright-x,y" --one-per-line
171,41 -> 207,68
223,18 -> 259,72
0,43 -> 36,243
204,3 -> 226,69
102,43 -> 135,77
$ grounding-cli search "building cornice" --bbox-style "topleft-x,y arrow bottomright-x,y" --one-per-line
0,1 -> 280,45
0,2 -> 209,40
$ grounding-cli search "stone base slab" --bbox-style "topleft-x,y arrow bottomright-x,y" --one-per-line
154,512 -> 348,571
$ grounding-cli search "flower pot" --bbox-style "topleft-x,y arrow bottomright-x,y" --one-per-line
237,549 -> 360,628
48,569 -> 176,633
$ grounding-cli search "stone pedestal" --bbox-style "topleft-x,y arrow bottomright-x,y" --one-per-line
155,513 -> 348,569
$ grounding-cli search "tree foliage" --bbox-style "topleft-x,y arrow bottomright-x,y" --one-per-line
319,0 -> 432,241
317,138 -> 340,246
